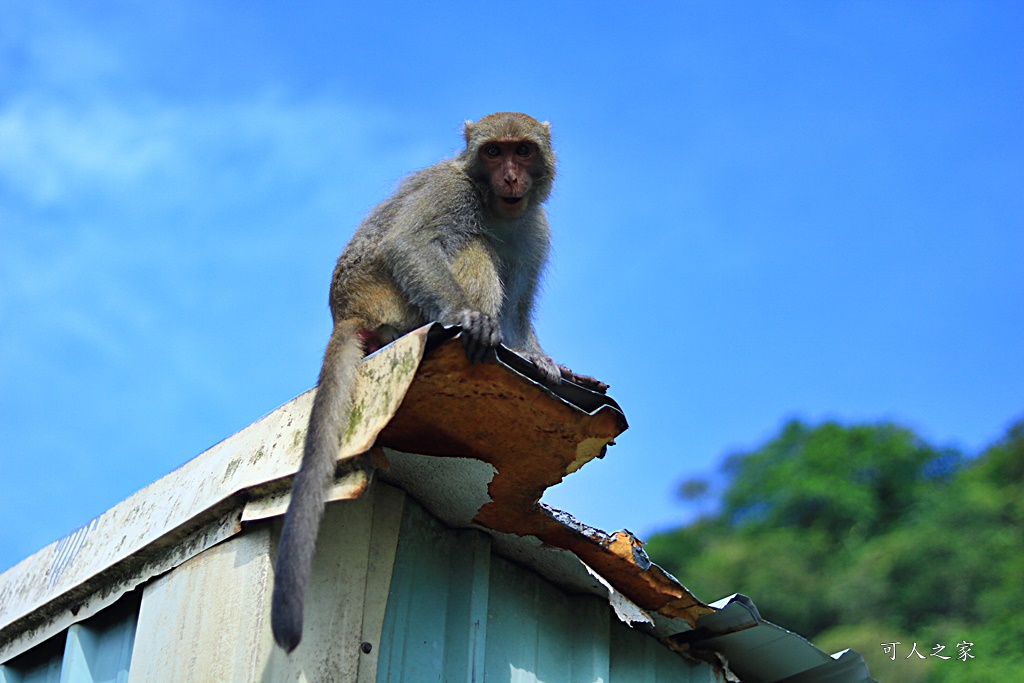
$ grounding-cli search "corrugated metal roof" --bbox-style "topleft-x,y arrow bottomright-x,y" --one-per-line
374,325 -> 712,626
0,323 -> 877,682
676,595 -> 878,683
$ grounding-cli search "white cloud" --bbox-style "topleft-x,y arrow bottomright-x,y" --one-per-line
1,97 -> 168,205
0,44 -> 447,415
0,91 -> 398,211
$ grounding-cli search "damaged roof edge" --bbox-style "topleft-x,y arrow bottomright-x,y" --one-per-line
682,595 -> 879,683
1,324 -> 877,683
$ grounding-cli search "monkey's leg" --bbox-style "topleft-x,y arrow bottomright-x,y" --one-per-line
521,351 -> 563,384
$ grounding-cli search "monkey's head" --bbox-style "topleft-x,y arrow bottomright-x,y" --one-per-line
459,112 -> 556,219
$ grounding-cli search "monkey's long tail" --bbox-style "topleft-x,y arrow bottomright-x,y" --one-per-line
272,319 -> 365,653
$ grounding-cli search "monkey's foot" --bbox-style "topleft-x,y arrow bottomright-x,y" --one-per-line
557,365 -> 610,394
521,352 -> 563,385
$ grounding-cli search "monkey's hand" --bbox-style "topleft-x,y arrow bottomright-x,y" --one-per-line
522,352 -> 563,385
450,309 -> 502,364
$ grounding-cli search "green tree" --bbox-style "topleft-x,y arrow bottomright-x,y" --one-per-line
719,419 -> 959,539
645,417 -> 1024,683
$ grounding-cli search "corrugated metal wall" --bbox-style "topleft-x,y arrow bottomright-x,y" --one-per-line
378,498 -> 719,683
0,594 -> 138,683
3,483 -> 719,682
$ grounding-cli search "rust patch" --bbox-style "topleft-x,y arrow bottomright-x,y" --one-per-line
378,336 -> 713,626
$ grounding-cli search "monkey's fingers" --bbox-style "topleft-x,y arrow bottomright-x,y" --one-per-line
463,325 -> 499,364
454,309 -> 502,364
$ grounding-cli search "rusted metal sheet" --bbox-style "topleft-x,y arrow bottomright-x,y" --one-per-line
378,331 -> 714,627
2,321 -> 876,682
2,322 -> 708,660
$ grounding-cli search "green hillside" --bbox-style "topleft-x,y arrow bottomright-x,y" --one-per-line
645,418 -> 1024,682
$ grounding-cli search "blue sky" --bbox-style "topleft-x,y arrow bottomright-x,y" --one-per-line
1,2 -> 1021,573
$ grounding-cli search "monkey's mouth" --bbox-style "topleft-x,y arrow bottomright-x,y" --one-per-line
501,197 -> 523,205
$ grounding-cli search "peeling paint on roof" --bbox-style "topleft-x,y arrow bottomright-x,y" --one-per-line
368,329 -> 713,627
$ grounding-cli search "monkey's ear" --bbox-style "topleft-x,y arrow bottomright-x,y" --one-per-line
541,121 -> 551,132
463,120 -> 476,143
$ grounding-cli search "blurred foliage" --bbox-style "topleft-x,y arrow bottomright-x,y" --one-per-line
645,417 -> 1024,683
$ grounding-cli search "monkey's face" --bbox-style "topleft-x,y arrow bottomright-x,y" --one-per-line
479,140 -> 538,218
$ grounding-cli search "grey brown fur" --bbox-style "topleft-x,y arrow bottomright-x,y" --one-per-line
272,112 -> 561,652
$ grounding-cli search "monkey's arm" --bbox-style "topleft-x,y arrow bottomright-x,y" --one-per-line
378,224 -> 503,362
380,235 -> 473,319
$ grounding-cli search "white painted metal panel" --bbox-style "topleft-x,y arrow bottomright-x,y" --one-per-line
127,528 -> 275,683
0,331 -> 428,653
0,511 -> 240,663
126,482 -> 404,683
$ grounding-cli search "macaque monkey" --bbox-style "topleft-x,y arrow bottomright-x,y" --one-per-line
272,112 -> 563,652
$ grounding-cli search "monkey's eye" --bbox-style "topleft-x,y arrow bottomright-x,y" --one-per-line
484,144 -> 501,158
515,143 -> 533,157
